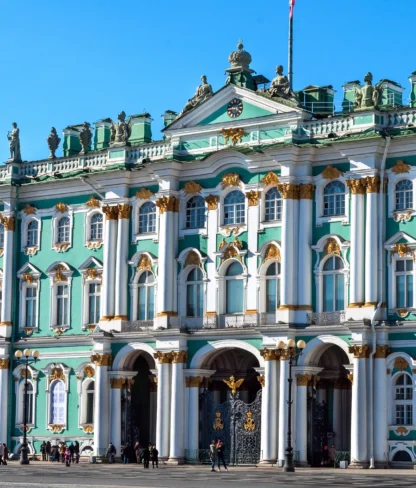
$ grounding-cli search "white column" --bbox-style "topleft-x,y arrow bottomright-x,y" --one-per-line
205,195 -> 219,317
186,376 -> 202,457
0,357 -> 9,444
110,379 -> 123,454
295,374 -> 310,465
333,383 -> 343,451
0,216 -> 14,338
114,205 -> 130,319
149,382 -> 157,444
278,356 -> 289,462
155,353 -> 171,459
297,186 -> 314,311
92,353 -> 111,456
260,350 -> 278,463
374,346 -> 389,464
364,179 -> 379,307
347,180 -> 365,307
246,191 -> 260,313
350,346 -> 369,467
168,352 -> 186,464
101,207 -> 118,319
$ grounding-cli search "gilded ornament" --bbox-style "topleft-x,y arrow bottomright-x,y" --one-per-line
260,348 -> 280,361
23,204 -> 36,215
20,369 -> 32,379
222,173 -> 241,189
365,176 -> 380,193
223,375 -> 244,395
83,425 -> 94,434
347,374 -> 354,384
233,236 -> 243,250
49,424 -> 65,434
156,196 -> 179,214
183,181 -> 202,194
243,411 -> 256,431
220,127 -> 246,145
321,165 -> 344,180
1,216 -> 15,231
90,353 -> 112,367
186,376 -> 203,388
393,211 -> 412,223
86,196 -> 101,208
110,378 -> 125,389
171,351 -> 188,363
184,250 -> 201,268
117,204 -> 131,219
323,238 -> 341,258
299,183 -> 315,200
277,183 -> 299,199
85,268 -> 99,280
262,244 -> 281,263
22,273 -> 36,284
218,237 -> 227,250
391,243 -> 415,262
246,190 -> 260,206
138,254 -> 152,271
49,367 -> 65,383
395,426 -> 409,436
296,374 -> 312,386
260,171 -> 279,186
54,242 -> 70,253
0,359 -> 9,369
346,178 -> 365,195
205,195 -> 219,210
257,375 -> 265,388
391,160 -> 411,174
102,205 -> 119,221
348,345 -> 371,359
213,411 -> 224,431
55,202 -> 68,214
54,265 -> 68,283
374,345 -> 389,359
87,240 -> 103,250
135,188 -> 154,199
222,246 -> 240,262
25,245 -> 38,256
84,365 -> 95,378
394,357 -> 409,372
153,352 -> 173,364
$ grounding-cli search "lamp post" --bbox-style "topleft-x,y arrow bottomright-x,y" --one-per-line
277,339 -> 306,473
14,348 -> 40,465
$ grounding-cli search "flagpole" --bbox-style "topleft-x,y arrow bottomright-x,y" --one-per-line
288,0 -> 294,90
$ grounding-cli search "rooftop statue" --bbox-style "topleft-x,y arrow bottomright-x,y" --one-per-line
47,127 -> 61,159
110,111 -> 131,147
355,72 -> 382,110
79,122 -> 92,155
7,122 -> 22,163
268,65 -> 297,100
179,75 -> 213,116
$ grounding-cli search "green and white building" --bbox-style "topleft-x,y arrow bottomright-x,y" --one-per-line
2,43 -> 416,468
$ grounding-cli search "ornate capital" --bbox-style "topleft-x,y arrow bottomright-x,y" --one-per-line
257,375 -> 265,388
365,176 -> 380,193
153,352 -> 173,364
118,204 -> 131,219
323,237 -> 341,257
55,202 -> 68,213
391,160 -> 411,174
322,165 -> 344,180
246,190 -> 260,206
348,345 -> 371,358
374,345 -> 390,359
156,196 -> 179,214
102,205 -> 119,221
0,358 -> 9,369
184,181 -> 202,194
260,348 -> 280,361
110,378 -> 125,389
171,351 -> 188,363
205,195 -> 219,210
261,171 -> 279,186
394,357 -> 409,372
86,196 -> 101,208
346,178 -> 366,195
23,204 -> 36,215
277,183 -> 299,199
136,188 -> 154,199
299,183 -> 315,200
347,373 -> 354,384
90,353 -> 112,367
222,172 -> 241,188
186,376 -> 203,388
1,216 -> 15,231
296,374 -> 312,386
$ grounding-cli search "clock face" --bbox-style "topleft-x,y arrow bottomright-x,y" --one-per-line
227,98 -> 243,118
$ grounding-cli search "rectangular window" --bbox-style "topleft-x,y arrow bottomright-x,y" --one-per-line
396,404 -> 413,425
25,287 -> 37,328
323,275 -> 334,312
226,279 -> 244,314
396,259 -> 413,308
266,279 -> 277,312
88,283 -> 101,324
56,285 -> 69,326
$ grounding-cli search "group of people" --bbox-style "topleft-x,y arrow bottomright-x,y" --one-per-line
209,439 -> 228,472
107,441 -> 159,468
0,443 -> 9,465
41,441 -> 80,465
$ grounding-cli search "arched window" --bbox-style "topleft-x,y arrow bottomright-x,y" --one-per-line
186,196 -> 206,229
186,268 -> 203,317
26,382 -> 34,424
225,261 -> 244,314
137,271 -> 155,320
27,220 -> 39,247
0,224 -> 4,249
322,256 -> 344,312
265,188 -> 283,222
50,380 -> 65,424
90,213 -> 103,241
139,202 -> 156,234
323,181 -> 345,216
224,191 -> 245,225
395,179 -> 413,211
265,262 -> 281,311
85,382 -> 95,424
394,373 -> 413,425
88,283 -> 101,325
57,217 -> 70,243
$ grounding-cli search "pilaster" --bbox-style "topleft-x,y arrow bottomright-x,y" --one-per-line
295,374 -> 311,465
0,354 -> 10,445
154,352 -> 173,459
0,215 -> 15,337
278,353 -> 289,462
205,195 -> 219,316
101,206 -> 118,321
114,204 -> 131,320
364,177 -> 380,309
373,345 -> 389,465
186,375 -> 203,457
245,190 -> 260,313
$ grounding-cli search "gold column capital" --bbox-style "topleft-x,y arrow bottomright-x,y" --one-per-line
0,358 -> 9,369
348,345 -> 371,358
156,196 -> 179,214
298,183 -> 315,200
205,195 -> 219,210
374,345 -> 390,359
117,204 -> 131,219
153,351 -> 173,364
257,375 -> 265,388
110,378 -> 125,389
365,176 -> 380,193
277,183 -> 299,199
245,190 -> 260,206
346,178 -> 366,195
1,216 -> 15,231
186,376 -> 203,388
102,205 -> 119,220
260,348 -> 280,361
171,351 -> 188,363
296,374 -> 312,386
90,353 -> 112,366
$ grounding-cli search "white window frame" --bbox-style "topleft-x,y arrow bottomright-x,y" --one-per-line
84,209 -> 104,250
128,252 -> 159,321
46,262 -> 73,332
179,193 -> 208,237
79,257 -> 103,330
75,362 -> 96,429
42,363 -> 70,431
52,208 -> 73,252
20,215 -> 41,256
388,253 -> 416,312
218,187 -> 248,235
395,179 -> 413,212
320,255 -> 346,312
258,259 -> 281,313
134,270 -> 156,321
387,168 -> 416,219
314,175 -> 350,226
131,196 -> 159,242
13,364 -> 39,430
217,257 -> 248,315
81,378 -> 95,426
17,264 -> 41,332
259,186 -> 283,230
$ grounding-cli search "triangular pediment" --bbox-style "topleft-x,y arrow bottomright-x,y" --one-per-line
385,231 -> 416,247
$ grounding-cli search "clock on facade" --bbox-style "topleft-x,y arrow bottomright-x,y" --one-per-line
227,98 -> 243,118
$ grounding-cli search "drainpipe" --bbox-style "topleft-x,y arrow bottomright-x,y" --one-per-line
369,134 -> 391,469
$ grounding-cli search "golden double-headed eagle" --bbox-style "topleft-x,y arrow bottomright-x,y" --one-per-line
223,375 -> 244,395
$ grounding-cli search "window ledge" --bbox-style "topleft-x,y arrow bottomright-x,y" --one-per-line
219,224 -> 247,237
53,242 -> 71,253
132,232 -> 157,242
50,325 -> 70,335
86,239 -> 103,250
24,245 -> 39,256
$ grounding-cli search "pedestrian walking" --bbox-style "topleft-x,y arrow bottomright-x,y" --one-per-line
134,441 -> 143,464
64,447 -> 71,467
74,441 -> 80,463
69,442 -> 75,463
151,446 -> 159,468
0,442 -> 3,465
2,444 -> 9,465
216,440 -> 228,472
41,441 -> 47,461
106,443 -> 116,464
142,446 -> 150,468
329,444 -> 336,468
59,443 -> 66,463
209,439 -> 216,472
46,441 -> 51,461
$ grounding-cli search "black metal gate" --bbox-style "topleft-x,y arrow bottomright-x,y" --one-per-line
307,391 -> 328,466
200,389 -> 262,465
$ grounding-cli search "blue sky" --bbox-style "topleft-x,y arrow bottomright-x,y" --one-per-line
0,0 -> 413,162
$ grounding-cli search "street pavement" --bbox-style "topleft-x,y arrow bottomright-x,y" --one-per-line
0,462 -> 415,488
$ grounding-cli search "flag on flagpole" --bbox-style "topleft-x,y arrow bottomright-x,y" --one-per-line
290,0 -> 295,19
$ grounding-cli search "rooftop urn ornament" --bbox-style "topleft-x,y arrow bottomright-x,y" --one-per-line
179,75 -> 213,116
355,72 -> 382,110
110,111 -> 131,147
268,65 -> 297,100
7,122 -> 22,162
227,39 -> 252,72
79,122 -> 92,155
46,127 -> 61,159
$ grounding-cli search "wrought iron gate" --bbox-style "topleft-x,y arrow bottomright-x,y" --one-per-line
200,389 -> 262,465
307,392 -> 328,466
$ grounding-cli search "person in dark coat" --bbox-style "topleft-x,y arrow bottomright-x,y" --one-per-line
151,446 -> 159,468
40,442 -> 47,461
142,447 -> 150,468
74,441 -> 80,463
216,440 -> 228,471
46,441 -> 51,461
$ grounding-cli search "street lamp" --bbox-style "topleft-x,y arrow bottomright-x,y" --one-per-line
14,348 -> 40,465
277,339 -> 306,473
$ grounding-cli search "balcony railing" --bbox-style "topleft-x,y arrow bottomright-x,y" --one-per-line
120,320 -> 154,332
307,311 -> 346,326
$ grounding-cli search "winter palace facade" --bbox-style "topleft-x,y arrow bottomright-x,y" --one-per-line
2,43 -> 416,468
